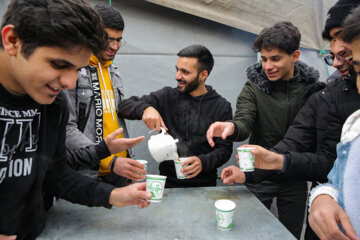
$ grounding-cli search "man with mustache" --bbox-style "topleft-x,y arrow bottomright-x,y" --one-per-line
119,44 -> 233,188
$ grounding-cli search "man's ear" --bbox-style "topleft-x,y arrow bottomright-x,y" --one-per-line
292,50 -> 300,63
199,69 -> 208,82
1,25 -> 20,56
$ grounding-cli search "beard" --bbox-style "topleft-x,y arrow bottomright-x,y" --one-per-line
177,73 -> 200,94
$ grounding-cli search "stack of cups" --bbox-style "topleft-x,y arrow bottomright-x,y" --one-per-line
237,147 -> 255,172
146,175 -> 167,202
174,157 -> 188,179
215,199 -> 236,230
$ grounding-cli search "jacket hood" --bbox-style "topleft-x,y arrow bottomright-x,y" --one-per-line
190,85 -> 220,101
246,61 -> 320,93
341,109 -> 360,144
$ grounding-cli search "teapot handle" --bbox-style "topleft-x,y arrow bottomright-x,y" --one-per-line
148,127 -> 167,135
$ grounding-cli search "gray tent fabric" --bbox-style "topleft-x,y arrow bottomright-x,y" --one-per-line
145,0 -> 337,50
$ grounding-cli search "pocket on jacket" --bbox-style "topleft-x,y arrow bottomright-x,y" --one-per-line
77,88 -> 94,102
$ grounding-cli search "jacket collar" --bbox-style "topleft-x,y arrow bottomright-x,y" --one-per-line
341,109 -> 360,144
89,54 -> 112,68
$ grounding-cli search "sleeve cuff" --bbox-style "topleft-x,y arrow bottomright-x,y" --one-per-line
308,185 -> 338,211
226,121 -> 238,141
281,154 -> 287,172
244,172 -> 254,184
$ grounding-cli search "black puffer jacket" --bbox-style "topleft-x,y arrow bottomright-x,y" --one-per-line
273,71 -> 360,183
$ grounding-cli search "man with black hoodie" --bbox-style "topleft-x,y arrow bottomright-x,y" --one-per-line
119,44 -> 233,188
206,21 -> 322,239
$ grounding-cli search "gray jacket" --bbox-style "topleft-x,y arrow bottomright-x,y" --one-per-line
65,64 -> 132,171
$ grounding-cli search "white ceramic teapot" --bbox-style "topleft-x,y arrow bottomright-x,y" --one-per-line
148,128 -> 179,163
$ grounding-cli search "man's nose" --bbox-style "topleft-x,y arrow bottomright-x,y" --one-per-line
59,70 -> 78,90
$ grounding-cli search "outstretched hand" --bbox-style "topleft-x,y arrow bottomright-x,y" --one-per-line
104,128 -> 145,154
206,122 -> 234,147
142,106 -> 167,132
109,182 -> 151,209
309,195 -> 359,240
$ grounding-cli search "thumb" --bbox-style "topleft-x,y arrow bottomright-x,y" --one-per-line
109,128 -> 124,139
160,118 -> 168,131
340,212 -> 359,240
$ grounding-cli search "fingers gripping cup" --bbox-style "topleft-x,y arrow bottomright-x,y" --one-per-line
136,160 -> 148,181
215,199 -> 236,230
146,175 -> 167,202
174,157 -> 188,179
237,147 -> 255,172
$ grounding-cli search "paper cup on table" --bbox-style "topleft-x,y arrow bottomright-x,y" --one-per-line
135,160 -> 148,181
146,175 -> 167,202
237,147 -> 255,172
174,157 -> 188,179
215,199 -> 236,230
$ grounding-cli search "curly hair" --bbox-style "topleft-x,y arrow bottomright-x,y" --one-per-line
253,21 -> 301,55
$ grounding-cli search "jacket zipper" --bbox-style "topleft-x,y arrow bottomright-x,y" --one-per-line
285,81 -> 290,132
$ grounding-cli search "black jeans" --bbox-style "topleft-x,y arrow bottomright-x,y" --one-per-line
246,178 -> 308,239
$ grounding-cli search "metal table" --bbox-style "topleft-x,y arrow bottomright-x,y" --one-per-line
38,185 -> 295,240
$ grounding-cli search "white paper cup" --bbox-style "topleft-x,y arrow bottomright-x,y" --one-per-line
146,174 -> 167,202
237,147 -> 255,172
215,199 -> 236,230
174,157 -> 188,179
135,160 -> 148,181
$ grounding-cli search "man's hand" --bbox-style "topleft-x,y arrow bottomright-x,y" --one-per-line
206,122 -> 235,147
240,144 -> 284,170
182,156 -> 202,178
0,235 -> 16,240
142,106 -> 167,132
221,166 -> 245,185
109,182 -> 151,208
112,157 -> 147,181
309,195 -> 359,240
104,128 -> 145,154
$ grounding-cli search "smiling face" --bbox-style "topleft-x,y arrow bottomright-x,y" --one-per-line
1,25 -> 91,105
329,27 -> 353,77
260,47 -> 300,81
96,28 -> 123,63
175,57 -> 208,97
12,46 -> 91,104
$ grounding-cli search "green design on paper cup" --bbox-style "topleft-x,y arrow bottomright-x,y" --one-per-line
237,147 -> 255,172
146,175 -> 166,202
216,212 -> 225,224
174,161 -> 187,179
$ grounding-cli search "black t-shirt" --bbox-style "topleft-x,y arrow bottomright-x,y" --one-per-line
0,84 -> 40,235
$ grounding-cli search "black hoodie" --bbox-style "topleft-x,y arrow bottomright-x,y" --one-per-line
119,85 -> 233,187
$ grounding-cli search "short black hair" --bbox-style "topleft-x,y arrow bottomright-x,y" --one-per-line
177,44 -> 214,75
253,21 -> 301,55
343,5 -> 360,43
94,5 -> 124,31
0,0 -> 107,58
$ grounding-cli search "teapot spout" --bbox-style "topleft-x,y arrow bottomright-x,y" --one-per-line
168,151 -> 179,161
